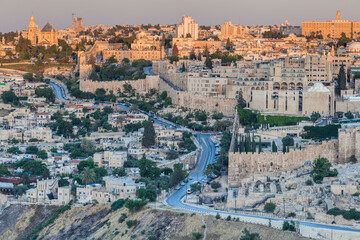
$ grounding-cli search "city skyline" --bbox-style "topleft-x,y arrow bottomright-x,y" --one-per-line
0,0 -> 358,32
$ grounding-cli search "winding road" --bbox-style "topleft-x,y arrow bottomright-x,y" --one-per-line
49,68 -> 360,239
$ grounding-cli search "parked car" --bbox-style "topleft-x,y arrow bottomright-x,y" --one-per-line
175,186 -> 181,190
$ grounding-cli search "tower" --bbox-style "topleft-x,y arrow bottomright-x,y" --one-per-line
336,10 -> 341,21
28,15 -> 38,45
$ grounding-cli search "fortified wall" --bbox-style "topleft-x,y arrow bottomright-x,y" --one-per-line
228,141 -> 339,187
79,75 -> 160,94
158,77 -> 237,116
338,127 -> 360,164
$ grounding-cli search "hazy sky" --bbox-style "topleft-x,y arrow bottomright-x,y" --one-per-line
0,0 -> 358,32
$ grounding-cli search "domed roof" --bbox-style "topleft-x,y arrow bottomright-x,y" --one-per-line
306,82 -> 330,93
42,22 -> 53,32
348,42 -> 360,52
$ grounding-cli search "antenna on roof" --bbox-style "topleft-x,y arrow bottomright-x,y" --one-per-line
72,13 -> 76,20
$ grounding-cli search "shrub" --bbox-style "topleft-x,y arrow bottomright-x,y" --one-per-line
282,221 -> 296,232
118,213 -> 127,223
264,202 -> 276,213
111,199 -> 126,211
287,212 -> 296,218
226,215 -> 231,221
305,179 -> 313,186
350,155 -> 357,164
215,213 -> 221,219
126,219 -> 137,228
192,232 -> 202,240
211,181 -> 221,190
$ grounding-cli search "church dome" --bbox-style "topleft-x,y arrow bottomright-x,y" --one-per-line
348,42 -> 360,53
42,22 -> 53,32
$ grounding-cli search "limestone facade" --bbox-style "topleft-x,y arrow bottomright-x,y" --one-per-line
22,15 -> 58,46
228,141 -> 339,187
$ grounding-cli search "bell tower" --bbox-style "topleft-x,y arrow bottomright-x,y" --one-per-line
28,15 -> 38,45
336,10 -> 341,21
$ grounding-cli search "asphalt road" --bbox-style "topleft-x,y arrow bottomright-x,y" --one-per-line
49,69 -> 360,236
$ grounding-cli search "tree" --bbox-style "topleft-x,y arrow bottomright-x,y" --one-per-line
264,202 -> 276,213
350,155 -> 357,164
37,150 -> 48,160
138,156 -> 160,180
23,73 -> 34,81
192,232 -> 202,240
42,167 -> 50,179
272,141 -> 278,153
336,64 -> 347,95
282,136 -> 294,153
172,44 -> 179,57
35,87 -> 55,102
166,149 -> 179,160
211,181 -> 221,190
311,157 -> 338,183
22,173 -> 30,186
113,167 -> 126,177
169,163 -> 185,187
26,146 -> 39,154
345,111 -> 354,119
240,228 -> 262,240
82,167 -> 96,185
310,112 -> 321,122
225,38 -> 233,50
205,55 -> 213,69
189,49 -> 197,60
142,120 -> 156,148
204,164 -> 213,178
0,164 -> 10,176
58,178 -> 70,187
14,185 -> 29,197
7,146 -> 22,154
1,91 -> 19,105
77,160 -> 95,172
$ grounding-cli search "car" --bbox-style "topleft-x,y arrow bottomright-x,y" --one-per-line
184,178 -> 189,183
187,189 -> 192,194
180,182 -> 185,186
175,186 -> 181,190
188,176 -> 193,180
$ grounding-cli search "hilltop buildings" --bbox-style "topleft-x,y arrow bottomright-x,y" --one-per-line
302,10 -> 360,38
176,16 -> 199,40
22,15 -> 58,46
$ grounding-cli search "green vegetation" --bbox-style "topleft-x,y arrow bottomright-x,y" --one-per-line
7,146 -> 22,154
14,159 -> 47,176
1,91 -> 19,106
215,213 -> 221,219
336,64 -> 347,95
169,163 -> 185,187
310,112 -> 321,122
327,208 -> 360,221
287,212 -> 296,218
89,59 -> 150,81
311,157 -> 338,184
240,228 -> 262,240
305,179 -> 314,186
192,232 -> 203,240
166,149 -> 179,160
126,219 -> 137,228
211,181 -> 221,190
35,87 -> 55,102
142,120 -> 156,148
350,155 -> 357,164
264,202 -> 276,213
238,106 -> 308,128
263,30 -> 287,39
178,132 -> 197,152
282,221 -> 296,232
0,164 -> 10,176
301,125 -> 340,141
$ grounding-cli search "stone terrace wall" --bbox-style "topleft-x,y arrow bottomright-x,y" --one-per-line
228,141 -> 339,187
79,75 -> 160,94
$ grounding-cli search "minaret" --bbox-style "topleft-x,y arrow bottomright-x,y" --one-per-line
28,15 -> 38,45
336,10 -> 341,21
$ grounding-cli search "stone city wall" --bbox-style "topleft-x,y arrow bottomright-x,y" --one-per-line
159,77 -> 237,116
228,141 -> 339,187
338,127 -> 360,164
79,75 -> 160,94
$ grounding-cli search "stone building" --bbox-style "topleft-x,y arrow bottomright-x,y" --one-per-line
302,11 -> 360,39
176,15 -> 199,40
22,15 -> 58,46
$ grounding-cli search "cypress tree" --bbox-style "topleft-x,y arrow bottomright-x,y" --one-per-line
205,55 -> 212,69
272,141 -> 278,153
336,64 -> 347,95
251,134 -> 256,153
258,137 -> 262,153
142,120 -> 156,148
233,134 -> 238,153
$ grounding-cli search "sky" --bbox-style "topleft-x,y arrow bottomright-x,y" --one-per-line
0,0 -> 359,32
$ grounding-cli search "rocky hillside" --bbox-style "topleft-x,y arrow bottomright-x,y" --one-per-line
0,203 -> 310,240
